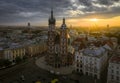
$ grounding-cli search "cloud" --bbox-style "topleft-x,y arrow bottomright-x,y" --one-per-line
0,0 -> 120,24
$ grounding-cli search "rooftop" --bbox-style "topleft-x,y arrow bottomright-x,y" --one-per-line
83,46 -> 106,57
110,55 -> 120,64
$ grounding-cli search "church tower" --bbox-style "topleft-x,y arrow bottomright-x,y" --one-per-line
47,9 -> 56,65
48,9 -> 56,54
60,18 -> 68,66
60,18 -> 68,55
46,11 -> 73,67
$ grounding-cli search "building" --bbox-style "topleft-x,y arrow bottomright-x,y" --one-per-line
60,18 -> 69,66
2,40 -> 47,61
46,9 -> 74,68
107,55 -> 120,83
75,43 -> 111,79
26,42 -> 47,57
4,46 -> 26,61
46,9 -> 56,66
110,37 -> 118,49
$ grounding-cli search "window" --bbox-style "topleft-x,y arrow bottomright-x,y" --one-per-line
76,69 -> 79,72
111,65 -> 114,68
117,67 -> 119,69
80,65 -> 82,68
117,76 -> 119,81
77,56 -> 79,58
77,60 -> 79,62
80,57 -> 82,60
80,61 -> 82,63
116,71 -> 119,75
111,70 -> 114,73
111,75 -> 114,79
94,67 -> 97,73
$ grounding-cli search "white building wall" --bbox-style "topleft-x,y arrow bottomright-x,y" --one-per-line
4,47 -> 26,61
107,63 -> 120,83
74,51 -> 83,72
74,50 -> 108,79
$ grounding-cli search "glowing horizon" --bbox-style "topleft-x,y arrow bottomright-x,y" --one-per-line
1,16 -> 120,27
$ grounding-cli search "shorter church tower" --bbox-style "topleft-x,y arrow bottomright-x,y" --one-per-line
60,18 -> 68,55
47,9 -> 56,54
27,22 -> 31,32
60,18 -> 68,66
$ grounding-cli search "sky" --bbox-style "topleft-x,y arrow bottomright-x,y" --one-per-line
0,0 -> 120,27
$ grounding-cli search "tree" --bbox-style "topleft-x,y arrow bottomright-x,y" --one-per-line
4,59 -> 12,67
0,59 -> 5,67
23,56 -> 28,61
15,56 -> 22,64
0,59 -> 12,67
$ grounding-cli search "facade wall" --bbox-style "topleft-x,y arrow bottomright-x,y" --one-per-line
3,43 -> 47,61
48,30 -> 55,54
27,43 -> 47,57
107,63 -> 120,83
4,47 -> 26,61
60,29 -> 68,55
75,50 -> 108,79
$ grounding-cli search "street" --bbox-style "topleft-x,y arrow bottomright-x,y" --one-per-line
0,53 -> 107,83
0,55 -> 75,83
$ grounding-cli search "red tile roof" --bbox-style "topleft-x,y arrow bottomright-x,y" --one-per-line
110,55 -> 120,63
72,38 -> 85,45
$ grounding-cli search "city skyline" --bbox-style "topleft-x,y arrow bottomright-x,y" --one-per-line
0,1 -> 120,82
0,0 -> 120,27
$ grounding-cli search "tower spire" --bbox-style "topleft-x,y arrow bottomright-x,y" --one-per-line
49,8 -> 56,25
63,18 -> 65,24
61,18 -> 66,28
51,8 -> 53,18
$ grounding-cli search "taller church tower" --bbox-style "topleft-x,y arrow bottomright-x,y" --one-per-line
48,9 -> 56,54
46,9 -> 56,65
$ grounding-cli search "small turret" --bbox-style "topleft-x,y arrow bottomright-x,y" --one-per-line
63,18 -> 65,24
61,18 -> 67,28
28,22 -> 30,27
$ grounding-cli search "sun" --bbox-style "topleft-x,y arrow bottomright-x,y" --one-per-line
90,18 -> 98,22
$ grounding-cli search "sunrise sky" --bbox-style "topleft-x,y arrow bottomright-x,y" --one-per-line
0,0 -> 120,27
